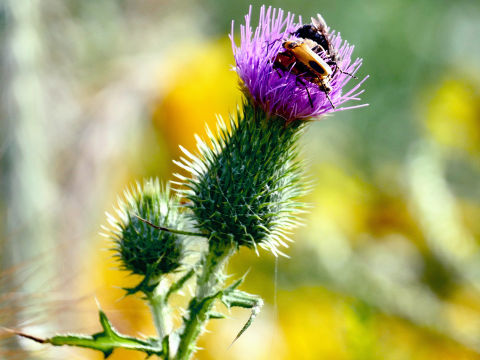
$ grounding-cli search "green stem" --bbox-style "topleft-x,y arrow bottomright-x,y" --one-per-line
144,278 -> 171,341
196,244 -> 235,299
176,243 -> 236,360
146,293 -> 168,340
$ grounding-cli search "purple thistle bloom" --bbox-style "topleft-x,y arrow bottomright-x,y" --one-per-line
230,5 -> 368,121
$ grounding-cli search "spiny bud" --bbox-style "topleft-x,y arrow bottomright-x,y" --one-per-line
107,179 -> 186,284
174,103 -> 307,256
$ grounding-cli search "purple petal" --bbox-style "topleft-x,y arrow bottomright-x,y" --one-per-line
230,5 -> 368,121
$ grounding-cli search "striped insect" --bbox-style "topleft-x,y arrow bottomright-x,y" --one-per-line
274,40 -> 335,108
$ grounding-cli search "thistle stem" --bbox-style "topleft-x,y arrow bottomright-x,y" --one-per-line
146,293 -> 168,341
176,243 -> 236,360
144,278 -> 171,341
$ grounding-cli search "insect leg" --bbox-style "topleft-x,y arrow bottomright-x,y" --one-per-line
330,62 -> 339,78
295,77 -> 314,109
305,86 -> 314,109
318,82 -> 335,109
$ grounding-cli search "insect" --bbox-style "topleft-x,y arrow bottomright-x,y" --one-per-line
274,40 -> 335,108
293,14 -> 357,79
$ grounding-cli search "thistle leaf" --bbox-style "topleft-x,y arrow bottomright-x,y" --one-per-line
221,289 -> 261,309
166,268 -> 196,300
207,311 -> 227,319
16,309 -> 164,358
221,289 -> 264,344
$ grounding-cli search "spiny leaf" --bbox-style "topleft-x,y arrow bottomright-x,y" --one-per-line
207,311 -> 227,319
221,289 -> 260,309
223,274 -> 246,294
220,286 -> 264,344
166,269 -> 195,300
222,290 -> 264,345
15,310 -> 164,359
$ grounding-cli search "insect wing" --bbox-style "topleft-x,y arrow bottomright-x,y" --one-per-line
291,43 -> 333,78
312,13 -> 328,32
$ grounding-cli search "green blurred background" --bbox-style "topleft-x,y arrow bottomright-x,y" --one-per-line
1,0 -> 480,359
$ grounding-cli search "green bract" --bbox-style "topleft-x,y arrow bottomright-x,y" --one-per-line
175,101 -> 307,256
108,179 -> 186,283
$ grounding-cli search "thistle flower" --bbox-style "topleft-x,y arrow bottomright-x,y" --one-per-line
230,5 -> 367,121
16,7 -> 370,360
107,179 -> 186,289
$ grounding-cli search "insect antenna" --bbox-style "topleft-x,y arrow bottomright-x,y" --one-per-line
328,61 -> 358,80
265,37 -> 284,53
336,66 -> 358,79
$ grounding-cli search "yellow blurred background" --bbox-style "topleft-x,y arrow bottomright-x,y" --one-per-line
1,0 -> 480,359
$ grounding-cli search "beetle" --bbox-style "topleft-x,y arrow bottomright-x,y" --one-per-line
294,14 -> 333,58
274,40 -> 335,108
293,14 -> 357,79
273,43 -> 316,107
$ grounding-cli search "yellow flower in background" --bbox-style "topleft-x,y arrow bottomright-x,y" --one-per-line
309,164 -> 421,244
426,78 -> 480,155
152,38 -> 242,164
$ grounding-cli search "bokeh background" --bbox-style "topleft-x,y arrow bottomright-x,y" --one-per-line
1,0 -> 480,359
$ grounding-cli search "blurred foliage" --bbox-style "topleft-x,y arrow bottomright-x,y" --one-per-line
1,0 -> 480,359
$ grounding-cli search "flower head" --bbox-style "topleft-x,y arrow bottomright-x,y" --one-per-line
107,179 -> 186,289
230,5 -> 367,121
